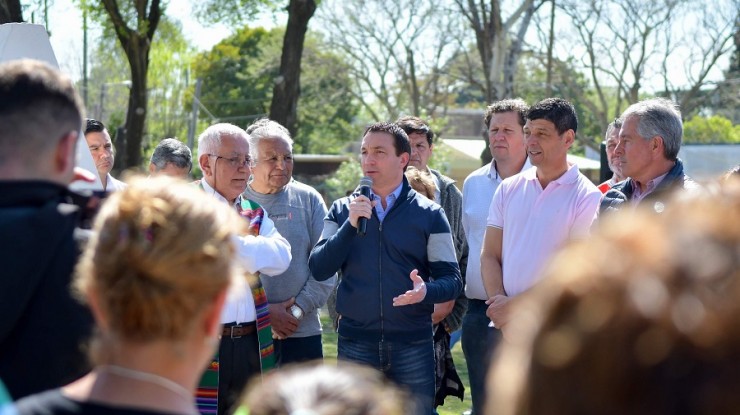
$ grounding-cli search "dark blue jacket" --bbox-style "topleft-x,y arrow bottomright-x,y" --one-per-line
600,158 -> 697,214
0,181 -> 93,399
309,177 -> 462,342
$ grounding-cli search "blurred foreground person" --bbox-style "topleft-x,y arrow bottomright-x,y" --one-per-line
240,361 -> 411,415
0,59 -> 93,399
16,177 -> 244,415
487,180 -> 740,415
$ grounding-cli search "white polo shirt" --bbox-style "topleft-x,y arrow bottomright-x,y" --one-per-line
486,164 -> 601,297
462,159 -> 531,301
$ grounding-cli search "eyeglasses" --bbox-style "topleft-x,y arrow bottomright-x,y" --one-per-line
208,154 -> 252,168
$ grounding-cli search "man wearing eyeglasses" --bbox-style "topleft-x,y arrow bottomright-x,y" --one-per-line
196,123 -> 292,415
242,119 -> 335,367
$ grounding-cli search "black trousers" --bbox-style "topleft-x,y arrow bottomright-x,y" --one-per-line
217,327 -> 261,415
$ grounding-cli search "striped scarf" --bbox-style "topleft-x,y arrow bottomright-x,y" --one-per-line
195,183 -> 275,414
238,198 -> 276,372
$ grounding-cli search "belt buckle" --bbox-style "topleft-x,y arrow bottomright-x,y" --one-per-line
230,324 -> 243,339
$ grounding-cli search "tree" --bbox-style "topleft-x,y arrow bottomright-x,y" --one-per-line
84,15 -> 192,169
659,0 -> 737,116
191,26 -> 276,126
98,0 -> 163,170
196,0 -> 316,138
453,0 -> 546,103
0,0 -> 22,23
315,0 -> 459,120
269,0 -> 316,136
192,26 -> 361,154
553,0 -> 736,141
683,115 -> 740,144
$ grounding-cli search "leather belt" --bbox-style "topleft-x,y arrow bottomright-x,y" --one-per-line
221,322 -> 256,338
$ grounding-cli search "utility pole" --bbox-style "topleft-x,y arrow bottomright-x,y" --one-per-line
187,78 -> 202,151
82,0 -> 88,106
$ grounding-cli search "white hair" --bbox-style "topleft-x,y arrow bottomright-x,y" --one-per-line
245,119 -> 293,159
197,123 -> 249,157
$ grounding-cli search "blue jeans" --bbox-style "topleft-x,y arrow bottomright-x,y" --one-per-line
274,334 -> 323,366
338,335 -> 435,415
461,299 -> 501,415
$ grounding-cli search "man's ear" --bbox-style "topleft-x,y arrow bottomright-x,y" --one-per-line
563,129 -> 575,148
54,131 -> 78,179
199,154 -> 212,177
652,136 -> 665,157
400,152 -> 410,168
148,163 -> 157,175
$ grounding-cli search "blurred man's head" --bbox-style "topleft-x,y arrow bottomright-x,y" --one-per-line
84,119 -> 114,182
149,138 -> 192,179
0,59 -> 83,184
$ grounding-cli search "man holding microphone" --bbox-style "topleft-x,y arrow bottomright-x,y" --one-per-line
309,122 -> 462,415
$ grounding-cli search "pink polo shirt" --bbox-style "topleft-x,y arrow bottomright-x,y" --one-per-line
487,164 -> 601,297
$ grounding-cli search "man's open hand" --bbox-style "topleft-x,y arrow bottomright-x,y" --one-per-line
393,269 -> 427,306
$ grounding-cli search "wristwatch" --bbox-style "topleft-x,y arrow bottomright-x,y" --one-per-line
289,304 -> 304,320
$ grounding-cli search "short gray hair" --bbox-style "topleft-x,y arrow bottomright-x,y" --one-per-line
604,118 -> 622,141
197,123 -> 249,157
621,98 -> 683,160
150,138 -> 192,171
245,118 -> 293,159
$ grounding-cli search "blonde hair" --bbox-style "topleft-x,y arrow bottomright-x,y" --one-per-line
241,361 -> 411,415
405,166 -> 436,200
75,176 -> 243,341
489,181 -> 740,415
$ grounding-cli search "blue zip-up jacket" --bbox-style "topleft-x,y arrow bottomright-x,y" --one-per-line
309,177 -> 462,343
600,158 -> 698,214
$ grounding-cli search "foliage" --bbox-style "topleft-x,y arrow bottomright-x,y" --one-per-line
191,25 -> 361,154
324,157 -> 362,202
192,0 -> 276,26
683,115 -> 740,144
83,15 -> 194,169
191,26 -> 277,127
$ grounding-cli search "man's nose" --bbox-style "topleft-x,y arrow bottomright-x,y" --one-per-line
614,141 -> 624,156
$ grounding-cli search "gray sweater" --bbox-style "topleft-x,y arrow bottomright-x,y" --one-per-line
243,180 -> 336,337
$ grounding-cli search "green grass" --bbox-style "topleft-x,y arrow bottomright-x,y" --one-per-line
320,312 -> 471,415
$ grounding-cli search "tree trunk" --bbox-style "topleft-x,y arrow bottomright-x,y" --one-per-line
269,0 -> 317,137
120,41 -> 149,170
101,0 -> 161,170
0,0 -> 23,23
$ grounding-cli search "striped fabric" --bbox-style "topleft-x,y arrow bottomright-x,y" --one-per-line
238,197 -> 276,372
196,359 -> 219,414
195,183 -> 275,414
252,284 -> 275,371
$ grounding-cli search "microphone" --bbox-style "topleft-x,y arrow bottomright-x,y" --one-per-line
357,176 -> 373,236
